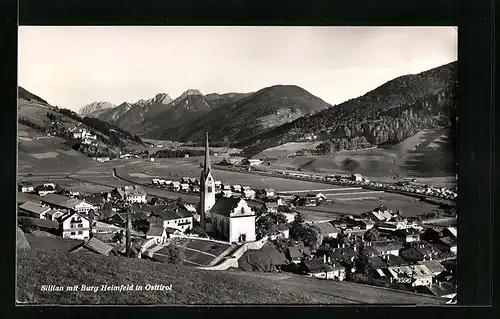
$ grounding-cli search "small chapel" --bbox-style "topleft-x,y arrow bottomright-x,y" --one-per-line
199,133 -> 256,244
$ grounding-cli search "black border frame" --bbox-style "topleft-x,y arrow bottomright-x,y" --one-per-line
1,0 -> 496,317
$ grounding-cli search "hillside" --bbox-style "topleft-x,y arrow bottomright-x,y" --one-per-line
16,249 -> 444,304
17,87 -> 145,171
79,101 -> 116,117
147,85 -> 332,143
18,86 -> 49,105
240,62 -> 458,155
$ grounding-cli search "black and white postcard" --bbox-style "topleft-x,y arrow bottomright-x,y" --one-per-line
16,26 -> 458,305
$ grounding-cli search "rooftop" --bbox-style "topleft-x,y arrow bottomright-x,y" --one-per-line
210,197 -> 255,217
19,201 -> 50,215
83,238 -> 113,256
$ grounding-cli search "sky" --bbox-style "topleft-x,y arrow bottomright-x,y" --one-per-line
18,26 -> 457,112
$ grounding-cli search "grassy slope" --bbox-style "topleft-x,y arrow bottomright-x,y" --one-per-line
260,128 -> 455,180
17,249 -> 443,305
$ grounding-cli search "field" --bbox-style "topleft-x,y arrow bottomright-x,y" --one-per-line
16,248 -> 444,304
257,128 -> 456,185
259,141 -> 323,158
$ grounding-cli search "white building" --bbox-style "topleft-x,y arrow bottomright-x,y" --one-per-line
210,197 -> 256,243
61,212 -> 91,240
112,186 -> 147,204
18,201 -> 51,219
40,194 -> 96,214
148,207 -> 193,233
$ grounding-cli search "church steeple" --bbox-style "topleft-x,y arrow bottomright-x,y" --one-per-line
200,132 -> 216,230
203,132 -> 211,178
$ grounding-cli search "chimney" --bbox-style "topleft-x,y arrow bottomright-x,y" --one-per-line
353,245 -> 357,252
327,256 -> 331,263
323,254 -> 327,263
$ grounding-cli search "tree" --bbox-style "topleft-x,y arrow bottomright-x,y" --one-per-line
160,245 -> 184,264
112,230 -> 124,244
363,227 -> 381,242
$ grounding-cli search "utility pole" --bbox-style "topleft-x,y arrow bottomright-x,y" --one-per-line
126,204 -> 132,257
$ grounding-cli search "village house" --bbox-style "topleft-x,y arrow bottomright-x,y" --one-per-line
81,237 -> 114,256
242,188 -> 256,199
148,206 -> 194,233
190,185 -> 201,193
231,185 -> 242,193
362,207 -> 395,224
220,189 -> 233,198
243,158 -> 263,166
18,201 -> 51,219
329,244 -> 358,264
350,173 -> 363,182
214,180 -> 222,189
107,213 -> 128,228
260,188 -> 276,199
314,222 -> 341,238
36,184 -> 57,197
210,197 -> 256,243
400,243 -> 438,262
146,225 -> 168,244
18,182 -> 35,193
60,211 -> 91,240
372,241 -> 404,257
262,202 -> 279,214
170,181 -> 181,191
394,228 -> 421,242
269,223 -> 290,240
300,258 -> 345,280
111,186 -> 147,204
286,246 -> 304,264
387,265 -> 434,287
41,194 -> 96,214
417,260 -> 446,277
432,236 -> 457,255
44,208 -> 65,221
180,183 -> 190,192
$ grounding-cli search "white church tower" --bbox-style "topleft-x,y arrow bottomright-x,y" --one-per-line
200,132 -> 216,228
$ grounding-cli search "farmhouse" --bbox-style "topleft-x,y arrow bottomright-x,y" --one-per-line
269,224 -> 290,240
400,244 -> 438,262
60,212 -> 91,240
314,222 -> 340,238
262,202 -> 279,214
44,209 -> 65,221
112,186 -> 147,204
148,206 -> 193,233
243,158 -> 263,166
18,182 -> 35,193
146,225 -> 168,243
242,187 -> 256,199
82,237 -> 114,256
36,184 -> 57,197
18,201 -> 51,219
286,246 -> 303,264
417,260 -> 446,277
41,194 -> 96,214
231,185 -> 242,193
300,258 -> 345,280
387,265 -> 434,287
350,173 -> 363,182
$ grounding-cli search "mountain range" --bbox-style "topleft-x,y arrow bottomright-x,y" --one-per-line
80,85 -> 331,143
30,61 -> 456,152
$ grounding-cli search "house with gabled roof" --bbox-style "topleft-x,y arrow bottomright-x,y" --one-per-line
314,222 -> 340,238
18,201 -> 51,219
417,260 -> 446,277
60,211 -> 91,240
81,237 -> 114,256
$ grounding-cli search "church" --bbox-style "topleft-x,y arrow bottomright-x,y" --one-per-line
199,133 -> 256,244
